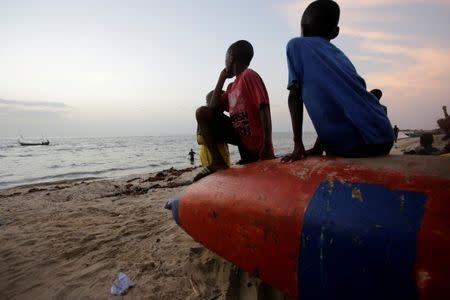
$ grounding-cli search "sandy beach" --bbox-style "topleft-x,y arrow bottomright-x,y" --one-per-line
0,136 -> 447,300
0,166 -> 289,300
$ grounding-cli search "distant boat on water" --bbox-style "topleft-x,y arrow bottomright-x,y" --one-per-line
18,140 -> 50,146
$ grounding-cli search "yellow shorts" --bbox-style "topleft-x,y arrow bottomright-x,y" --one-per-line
197,134 -> 230,167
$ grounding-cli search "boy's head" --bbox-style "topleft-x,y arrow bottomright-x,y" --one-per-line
370,89 -> 383,101
225,40 -> 254,76
301,0 -> 340,40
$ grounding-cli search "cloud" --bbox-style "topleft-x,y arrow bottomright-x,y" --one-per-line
329,0 -> 450,8
279,0 -> 450,34
340,27 -> 412,42
364,45 -> 450,90
0,107 -> 69,118
0,98 -> 68,108
0,98 -> 71,125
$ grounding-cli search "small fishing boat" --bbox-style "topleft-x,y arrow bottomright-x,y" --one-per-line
18,140 -> 50,146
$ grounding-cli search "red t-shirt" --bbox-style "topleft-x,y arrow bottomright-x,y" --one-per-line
221,68 -> 274,156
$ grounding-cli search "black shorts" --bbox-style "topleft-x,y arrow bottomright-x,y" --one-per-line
211,113 -> 259,163
326,142 -> 393,158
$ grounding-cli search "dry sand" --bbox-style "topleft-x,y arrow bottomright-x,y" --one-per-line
0,167 -> 288,300
1,136 -> 447,299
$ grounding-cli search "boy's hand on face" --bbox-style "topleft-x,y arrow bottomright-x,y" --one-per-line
220,68 -> 234,80
281,142 -> 307,162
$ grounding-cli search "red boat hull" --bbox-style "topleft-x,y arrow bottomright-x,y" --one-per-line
167,156 -> 450,299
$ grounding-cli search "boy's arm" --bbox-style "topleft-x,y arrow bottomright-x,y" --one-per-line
282,83 -> 307,162
209,69 -> 232,110
259,104 -> 275,160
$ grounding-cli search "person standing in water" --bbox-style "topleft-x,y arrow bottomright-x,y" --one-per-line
188,148 -> 196,165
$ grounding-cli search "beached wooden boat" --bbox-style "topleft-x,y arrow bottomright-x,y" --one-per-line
166,156 -> 450,299
19,140 -> 50,146
403,129 -> 441,137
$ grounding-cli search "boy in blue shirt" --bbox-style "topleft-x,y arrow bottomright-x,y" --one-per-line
282,0 -> 394,161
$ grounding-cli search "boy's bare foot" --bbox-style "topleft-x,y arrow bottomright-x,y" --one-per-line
193,165 -> 227,182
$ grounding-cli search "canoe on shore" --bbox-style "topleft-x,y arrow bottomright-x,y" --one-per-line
166,156 -> 450,299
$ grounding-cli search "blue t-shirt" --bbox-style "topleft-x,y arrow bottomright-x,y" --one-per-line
287,37 -> 394,153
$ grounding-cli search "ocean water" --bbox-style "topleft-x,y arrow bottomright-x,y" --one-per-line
0,132 -> 317,190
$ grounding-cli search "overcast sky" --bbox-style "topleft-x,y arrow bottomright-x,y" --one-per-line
1,0 -> 449,137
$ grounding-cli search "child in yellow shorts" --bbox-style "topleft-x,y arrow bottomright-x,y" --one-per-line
197,91 -> 230,167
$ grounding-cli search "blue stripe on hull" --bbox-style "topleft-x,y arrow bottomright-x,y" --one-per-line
298,181 -> 427,300
165,197 -> 181,225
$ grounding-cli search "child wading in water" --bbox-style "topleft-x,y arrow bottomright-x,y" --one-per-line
282,0 -> 394,161
194,40 -> 275,181
197,91 -> 231,168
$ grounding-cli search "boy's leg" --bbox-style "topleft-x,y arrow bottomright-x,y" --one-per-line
196,106 -> 230,169
196,106 -> 249,166
237,146 -> 259,164
196,106 -> 260,175
212,111 -> 260,164
212,113 -> 259,164
306,137 -> 324,156
194,107 -> 242,181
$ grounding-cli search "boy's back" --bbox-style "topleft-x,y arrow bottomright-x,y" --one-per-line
282,0 -> 394,161
287,36 -> 394,154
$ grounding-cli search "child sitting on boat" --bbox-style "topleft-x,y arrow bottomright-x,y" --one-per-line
370,89 -> 388,115
282,0 -> 394,161
197,91 -> 230,168
194,40 -> 275,181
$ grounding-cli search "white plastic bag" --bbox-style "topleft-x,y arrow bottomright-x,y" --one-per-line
111,272 -> 133,296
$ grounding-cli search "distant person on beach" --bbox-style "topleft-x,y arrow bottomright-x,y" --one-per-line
188,148 -> 196,165
370,89 -> 388,115
197,91 -> 230,168
393,125 -> 399,143
404,133 -> 440,155
437,105 -> 450,140
194,40 -> 275,181
282,0 -> 394,161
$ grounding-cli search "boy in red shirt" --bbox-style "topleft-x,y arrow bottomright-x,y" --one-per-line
194,40 -> 275,181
